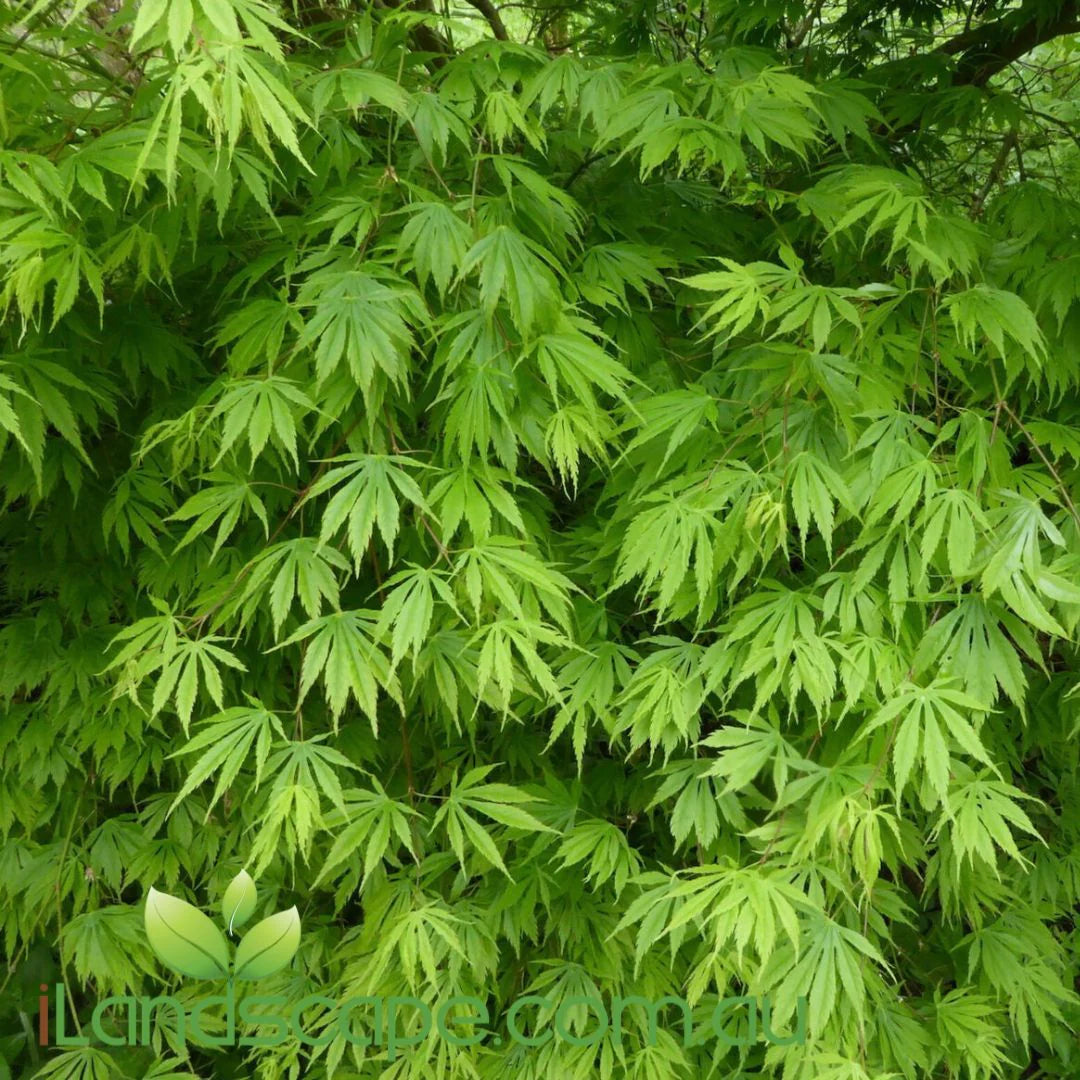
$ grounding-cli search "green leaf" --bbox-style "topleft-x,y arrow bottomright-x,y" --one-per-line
144,887 -> 230,980
221,870 -> 257,934
232,907 -> 301,980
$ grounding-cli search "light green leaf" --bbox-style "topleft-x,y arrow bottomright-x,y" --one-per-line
221,870 -> 257,934
233,907 -> 301,981
144,887 -> 230,980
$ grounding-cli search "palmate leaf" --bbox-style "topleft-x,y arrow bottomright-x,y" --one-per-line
521,52 -> 587,118
147,638 -> 247,733
762,913 -> 887,1035
302,453 -> 434,566
376,564 -> 461,668
434,765 -> 553,877
492,155 -> 586,248
549,639 -> 637,766
131,0 -> 296,56
860,679 -> 997,805
275,609 -> 400,729
427,462 -> 530,543
803,164 -> 983,281
471,617 -> 570,712
912,595 -> 1041,706
453,536 -> 576,629
573,241 -> 669,312
0,368 -> 31,454
943,285 -> 1045,373
399,201 -> 473,297
615,861 -> 804,976
407,88 -> 472,161
0,227 -> 105,329
247,737 -> 360,872
959,912 -> 1076,1046
934,773 -> 1043,874
459,226 -> 562,334
787,451 -> 858,558
435,349 -> 518,466
104,601 -> 246,733
556,817 -> 642,897
931,988 -> 1011,1080
141,1057 -> 202,1079
308,195 -> 376,249
767,282 -> 863,353
530,323 -> 637,411
311,67 -> 412,121
25,1047 -> 123,1080
0,352 -> 106,478
169,470 -> 269,560
620,387 -> 722,470
648,758 -> 749,848
615,638 -> 708,758
214,297 -> 303,374
208,376 -> 315,468
615,468 -> 760,619
807,166 -> 932,253
317,780 -> 419,886
102,470 -> 173,560
718,67 -> 821,156
699,710 -> 804,798
225,50 -> 312,163
169,700 -> 287,815
683,259 -> 800,339
232,537 -> 350,635
364,902 -> 467,993
981,490 -> 1067,566
295,268 -> 425,400
916,486 -> 985,577
452,765 -> 554,831
63,905 -> 158,995
721,583 -> 836,715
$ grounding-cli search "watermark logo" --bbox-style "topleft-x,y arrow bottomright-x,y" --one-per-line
40,870 -> 807,1057
144,870 -> 300,982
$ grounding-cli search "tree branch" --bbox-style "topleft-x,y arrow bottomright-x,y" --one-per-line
943,0 -> 1080,87
464,0 -> 509,40
788,0 -> 826,51
970,128 -> 1016,218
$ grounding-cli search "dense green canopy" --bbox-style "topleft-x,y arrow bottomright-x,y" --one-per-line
3,1 -> 1080,1077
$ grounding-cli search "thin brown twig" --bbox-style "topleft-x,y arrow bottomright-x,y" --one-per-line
997,394 -> 1080,534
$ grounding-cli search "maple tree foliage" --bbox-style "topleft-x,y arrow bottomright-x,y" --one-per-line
2,0 -> 1080,1078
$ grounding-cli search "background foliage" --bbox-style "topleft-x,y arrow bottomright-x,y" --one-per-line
3,0 -> 1080,1077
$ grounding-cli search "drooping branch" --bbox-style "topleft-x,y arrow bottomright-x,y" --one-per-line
942,0 -> 1080,86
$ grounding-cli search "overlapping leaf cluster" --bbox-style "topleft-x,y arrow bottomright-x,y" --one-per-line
2,1 -> 1080,1078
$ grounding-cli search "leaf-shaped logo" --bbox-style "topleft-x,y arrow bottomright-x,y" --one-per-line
233,907 -> 301,981
144,887 -> 230,980
221,869 -> 257,934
